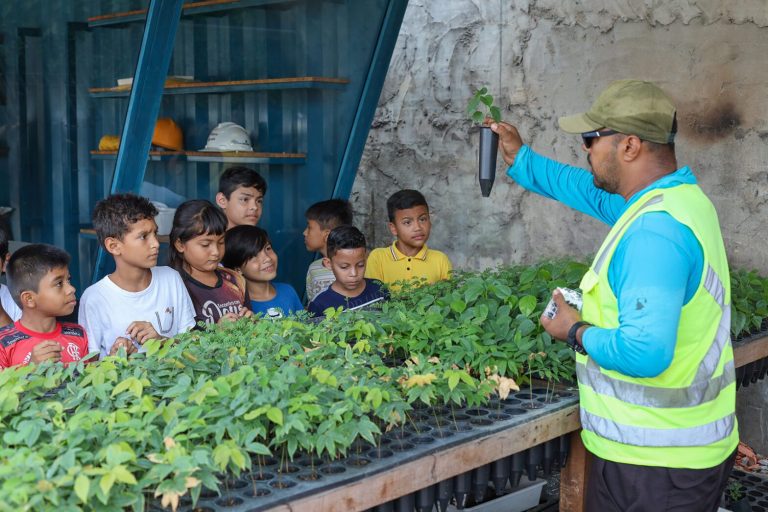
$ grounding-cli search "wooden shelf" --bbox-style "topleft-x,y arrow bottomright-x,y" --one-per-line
88,77 -> 349,97
88,0 -> 296,28
79,228 -> 170,244
90,150 -> 306,165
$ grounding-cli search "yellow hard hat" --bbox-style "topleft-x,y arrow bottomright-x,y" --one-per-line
98,135 -> 120,151
152,118 -> 183,150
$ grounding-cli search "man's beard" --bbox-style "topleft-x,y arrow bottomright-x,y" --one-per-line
587,153 -> 620,194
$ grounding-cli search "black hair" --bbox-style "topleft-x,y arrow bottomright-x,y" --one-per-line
168,200 -> 228,272
218,166 -> 267,198
6,244 -> 70,305
0,225 -> 8,261
221,225 -> 272,270
92,193 -> 158,247
305,199 -> 353,230
326,225 -> 366,259
386,189 -> 429,222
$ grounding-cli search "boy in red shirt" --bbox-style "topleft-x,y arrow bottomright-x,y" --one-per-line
0,244 -> 89,368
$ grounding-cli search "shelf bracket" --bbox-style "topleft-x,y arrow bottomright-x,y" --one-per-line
93,0 -> 185,283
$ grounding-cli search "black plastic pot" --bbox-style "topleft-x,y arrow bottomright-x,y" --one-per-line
395,492 -> 415,512
478,126 -> 498,197
436,478 -> 454,512
544,438 -> 558,475
510,451 -> 526,488
471,463 -> 491,503
491,456 -> 511,495
726,497 -> 753,512
415,484 -> 436,512
526,444 -> 543,481
454,471 -> 472,509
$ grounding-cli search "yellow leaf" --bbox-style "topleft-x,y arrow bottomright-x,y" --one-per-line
157,490 -> 181,511
164,437 -> 176,450
403,373 -> 437,388
147,453 -> 163,464
36,480 -> 54,493
185,476 -> 201,489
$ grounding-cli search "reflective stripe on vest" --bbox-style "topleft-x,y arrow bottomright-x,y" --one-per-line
592,194 -> 664,274
576,264 -> 734,409
581,408 -> 735,447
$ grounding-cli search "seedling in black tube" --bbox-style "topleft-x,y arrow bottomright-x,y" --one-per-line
467,87 -> 502,198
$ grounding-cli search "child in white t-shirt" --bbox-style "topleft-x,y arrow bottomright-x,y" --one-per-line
0,227 -> 22,327
78,194 -> 196,358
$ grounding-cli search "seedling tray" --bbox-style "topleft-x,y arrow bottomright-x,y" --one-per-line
169,387 -> 579,512
732,330 -> 768,389
729,469 -> 768,512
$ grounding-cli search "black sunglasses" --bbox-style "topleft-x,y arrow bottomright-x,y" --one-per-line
581,129 -> 618,148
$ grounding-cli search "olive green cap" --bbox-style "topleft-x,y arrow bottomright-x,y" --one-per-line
558,80 -> 677,144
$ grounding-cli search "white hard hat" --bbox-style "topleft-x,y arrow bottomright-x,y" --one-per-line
200,122 -> 254,152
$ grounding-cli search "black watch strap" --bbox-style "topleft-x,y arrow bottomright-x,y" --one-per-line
567,321 -> 591,355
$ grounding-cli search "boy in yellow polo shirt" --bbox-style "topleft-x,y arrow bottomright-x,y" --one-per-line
365,189 -> 451,287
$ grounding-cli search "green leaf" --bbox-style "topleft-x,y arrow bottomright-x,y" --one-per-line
74,475 -> 89,503
466,96 -> 481,114
112,465 -> 137,485
490,106 -> 502,123
447,372 -> 460,391
267,407 -> 284,426
472,111 -> 484,124
450,299 -> 467,313
480,94 -> 493,107
518,295 -> 538,316
213,445 -> 231,471
100,472 -> 116,496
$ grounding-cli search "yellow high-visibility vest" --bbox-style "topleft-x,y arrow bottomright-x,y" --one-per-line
577,183 -> 738,468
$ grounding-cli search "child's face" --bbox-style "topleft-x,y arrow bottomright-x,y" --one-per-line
388,205 -> 431,251
107,218 -> 160,269
175,232 -> 225,276
303,220 -> 329,252
240,244 -> 278,283
216,186 -> 264,228
324,247 -> 366,292
25,265 -> 77,317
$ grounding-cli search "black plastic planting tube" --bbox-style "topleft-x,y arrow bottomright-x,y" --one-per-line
478,126 -> 498,197
471,463 -> 491,503
436,478 -> 454,512
491,456 -> 511,495
454,470 -> 472,509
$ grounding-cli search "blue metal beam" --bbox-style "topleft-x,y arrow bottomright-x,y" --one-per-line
92,0 -> 184,283
332,0 -> 409,200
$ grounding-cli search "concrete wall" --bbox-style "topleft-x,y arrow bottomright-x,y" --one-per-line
351,0 -> 768,452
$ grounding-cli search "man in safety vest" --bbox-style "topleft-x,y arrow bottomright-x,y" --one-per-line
490,80 -> 738,511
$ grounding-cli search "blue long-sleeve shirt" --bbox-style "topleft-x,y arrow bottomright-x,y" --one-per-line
508,145 -> 704,378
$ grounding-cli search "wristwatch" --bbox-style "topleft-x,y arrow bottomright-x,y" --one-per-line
567,321 -> 591,355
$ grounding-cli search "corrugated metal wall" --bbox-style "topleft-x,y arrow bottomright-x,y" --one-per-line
0,0 -> 392,294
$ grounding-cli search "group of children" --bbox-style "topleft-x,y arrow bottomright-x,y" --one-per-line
0,166 -> 452,367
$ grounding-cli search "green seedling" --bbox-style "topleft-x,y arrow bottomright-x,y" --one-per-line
467,87 -> 502,124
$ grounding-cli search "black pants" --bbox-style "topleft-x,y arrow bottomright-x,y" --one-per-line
585,449 -> 737,512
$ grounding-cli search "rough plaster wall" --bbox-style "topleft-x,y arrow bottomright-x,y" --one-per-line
351,1 -> 768,451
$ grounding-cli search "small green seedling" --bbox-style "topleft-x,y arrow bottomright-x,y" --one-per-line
467,87 -> 501,124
